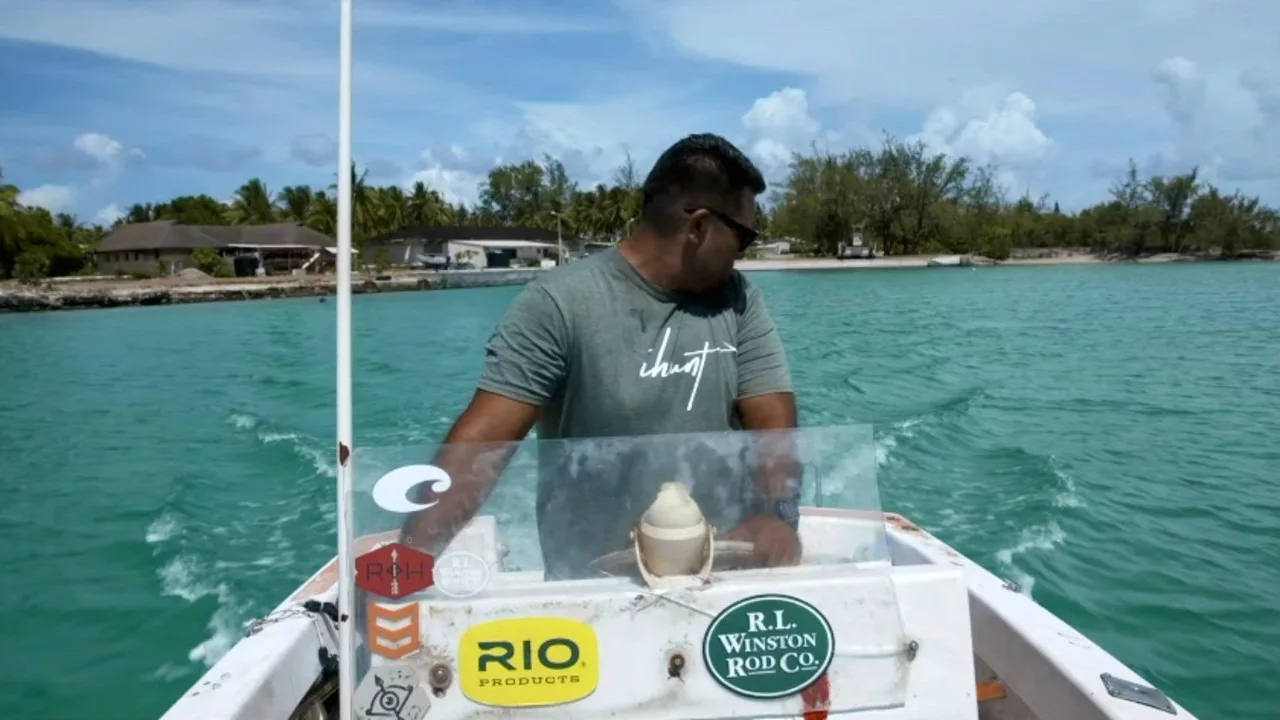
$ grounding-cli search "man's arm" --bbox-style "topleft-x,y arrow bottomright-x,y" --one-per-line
735,280 -> 800,503
400,285 -> 569,553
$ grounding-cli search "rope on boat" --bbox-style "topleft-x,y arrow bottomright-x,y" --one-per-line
244,599 -> 340,637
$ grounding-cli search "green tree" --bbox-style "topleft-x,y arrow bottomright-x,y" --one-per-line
226,178 -> 277,224
190,247 -> 233,277
276,186 -> 315,224
7,143 -> 1275,281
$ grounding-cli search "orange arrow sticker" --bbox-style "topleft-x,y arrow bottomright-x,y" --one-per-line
368,601 -> 421,660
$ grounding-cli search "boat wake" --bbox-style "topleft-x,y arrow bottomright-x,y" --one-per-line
157,554 -> 242,665
140,413 -> 338,675
994,521 -> 1068,596
258,430 -> 337,481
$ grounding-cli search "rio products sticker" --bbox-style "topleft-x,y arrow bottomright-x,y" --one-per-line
459,617 -> 599,707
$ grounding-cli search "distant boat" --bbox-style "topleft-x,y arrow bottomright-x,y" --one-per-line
929,255 -> 999,268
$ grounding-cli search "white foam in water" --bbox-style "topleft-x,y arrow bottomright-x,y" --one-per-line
259,430 -> 336,478
157,554 -> 246,667
995,520 -> 1067,565
146,513 -> 181,544
875,434 -> 897,466
1049,456 -> 1084,508
159,555 -> 211,602
874,417 -> 924,468
187,587 -> 242,667
1009,569 -> 1038,597
151,662 -> 193,682
994,520 -> 1068,598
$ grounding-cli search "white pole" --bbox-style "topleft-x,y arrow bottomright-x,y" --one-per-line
335,0 -> 357,718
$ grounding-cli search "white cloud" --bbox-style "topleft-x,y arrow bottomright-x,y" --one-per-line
397,87 -> 726,203
94,202 -> 124,225
0,0 -> 322,78
1139,57 -> 1280,183
75,132 -> 136,165
912,89 -> 1052,168
0,0 -> 610,86
619,0 -> 1279,203
9,133 -> 143,219
18,184 -> 77,213
514,94 -> 692,180
1153,56 -> 1205,129
622,0 -> 1279,124
406,165 -> 484,207
73,132 -> 145,176
741,88 -> 823,179
404,146 -> 490,206
358,4 -> 615,35
5,0 -> 1278,215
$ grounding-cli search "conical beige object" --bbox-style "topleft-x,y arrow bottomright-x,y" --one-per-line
635,483 -> 711,577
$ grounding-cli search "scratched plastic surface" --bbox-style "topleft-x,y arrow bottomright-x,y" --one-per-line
346,425 -> 911,719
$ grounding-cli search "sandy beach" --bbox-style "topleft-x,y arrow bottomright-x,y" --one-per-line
737,256 -> 933,271
735,250 -> 1270,272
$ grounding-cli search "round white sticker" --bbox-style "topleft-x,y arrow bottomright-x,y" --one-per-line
432,550 -> 491,598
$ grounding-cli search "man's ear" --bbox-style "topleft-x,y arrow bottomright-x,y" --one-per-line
686,208 -> 709,245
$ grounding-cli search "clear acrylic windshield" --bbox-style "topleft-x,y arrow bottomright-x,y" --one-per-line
347,425 -> 910,719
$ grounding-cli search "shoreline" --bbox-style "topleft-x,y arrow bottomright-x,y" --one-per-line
737,250 -> 1276,271
2,252 -> 1273,314
0,268 -> 543,313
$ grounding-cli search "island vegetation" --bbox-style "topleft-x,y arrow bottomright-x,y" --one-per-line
2,136 -> 1277,281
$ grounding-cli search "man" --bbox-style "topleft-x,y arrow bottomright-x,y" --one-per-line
403,133 -> 801,578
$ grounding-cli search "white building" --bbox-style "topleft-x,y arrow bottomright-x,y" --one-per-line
363,226 -> 581,269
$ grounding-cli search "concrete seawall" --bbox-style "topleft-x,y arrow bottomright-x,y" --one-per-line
0,268 -> 542,313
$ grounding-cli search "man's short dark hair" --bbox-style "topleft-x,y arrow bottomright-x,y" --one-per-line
640,133 -> 766,236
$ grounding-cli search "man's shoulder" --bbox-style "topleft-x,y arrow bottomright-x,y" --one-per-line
526,250 -> 617,301
721,268 -> 761,314
728,267 -> 757,296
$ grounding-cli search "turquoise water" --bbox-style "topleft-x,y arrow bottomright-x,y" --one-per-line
0,263 -> 1277,719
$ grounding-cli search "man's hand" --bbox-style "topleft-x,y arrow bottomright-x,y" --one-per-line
728,514 -> 802,567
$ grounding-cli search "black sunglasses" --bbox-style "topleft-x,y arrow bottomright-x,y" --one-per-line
685,207 -> 760,252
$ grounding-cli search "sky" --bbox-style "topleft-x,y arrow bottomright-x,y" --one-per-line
1,0 -> 1277,226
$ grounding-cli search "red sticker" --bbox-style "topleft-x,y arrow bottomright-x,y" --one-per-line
355,543 -> 435,599
802,673 -> 831,720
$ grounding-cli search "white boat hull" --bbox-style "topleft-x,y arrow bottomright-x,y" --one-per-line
160,512 -> 1194,720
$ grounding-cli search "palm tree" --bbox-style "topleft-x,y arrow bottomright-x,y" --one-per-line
227,178 -> 277,224
307,192 -> 338,236
373,185 -> 407,236
328,163 -> 377,242
406,181 -> 452,226
276,186 -> 315,224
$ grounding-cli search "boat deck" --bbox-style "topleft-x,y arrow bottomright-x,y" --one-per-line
161,512 -> 1192,720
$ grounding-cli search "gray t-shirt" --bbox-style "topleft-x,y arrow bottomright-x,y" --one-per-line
476,247 -> 792,577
